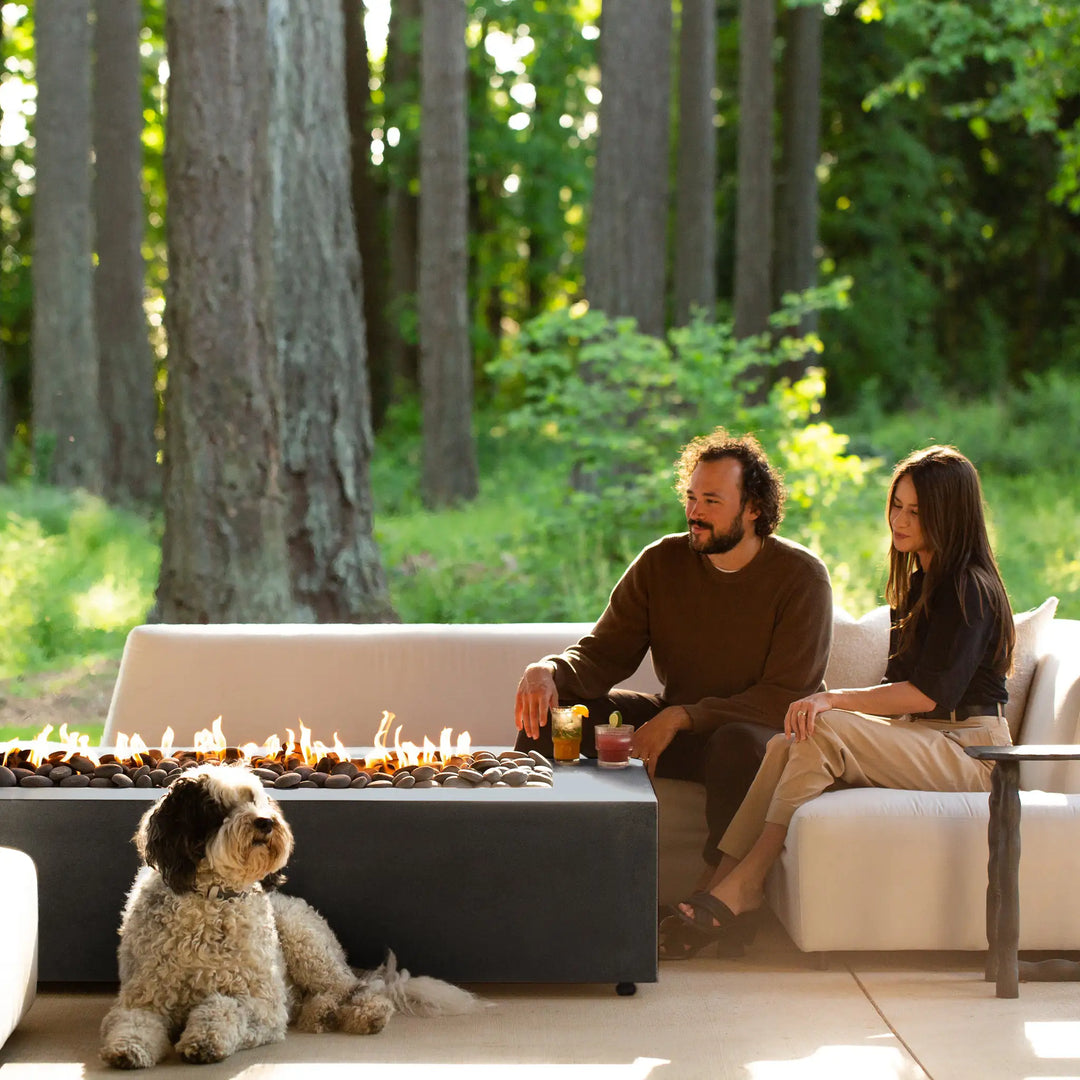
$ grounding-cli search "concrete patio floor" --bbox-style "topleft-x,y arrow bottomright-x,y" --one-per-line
3,912 -> 1077,1079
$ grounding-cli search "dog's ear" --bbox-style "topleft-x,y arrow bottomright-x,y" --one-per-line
260,869 -> 287,891
135,773 -> 227,893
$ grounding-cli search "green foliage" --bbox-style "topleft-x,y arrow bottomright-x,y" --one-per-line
486,286 -> 871,543
0,485 -> 160,679
864,0 -> 1080,209
814,4 -> 1080,410
373,365 -> 1079,627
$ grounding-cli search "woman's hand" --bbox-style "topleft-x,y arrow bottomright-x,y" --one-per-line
785,692 -> 834,742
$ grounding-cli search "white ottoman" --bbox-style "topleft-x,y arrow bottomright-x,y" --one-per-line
0,847 -> 37,1049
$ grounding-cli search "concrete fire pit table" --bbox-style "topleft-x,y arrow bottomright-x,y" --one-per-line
0,754 -> 658,993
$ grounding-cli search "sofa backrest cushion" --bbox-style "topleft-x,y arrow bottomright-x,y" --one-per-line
1006,596 -> 1059,738
824,607 -> 891,692
103,623 -> 663,748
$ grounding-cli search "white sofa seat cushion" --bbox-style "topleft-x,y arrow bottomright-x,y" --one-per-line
0,847 -> 37,1049
765,787 -> 1080,952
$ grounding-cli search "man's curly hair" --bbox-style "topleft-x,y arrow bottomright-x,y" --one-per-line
673,428 -> 785,538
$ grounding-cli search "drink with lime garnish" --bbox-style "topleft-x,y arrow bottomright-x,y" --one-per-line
594,710 -> 634,768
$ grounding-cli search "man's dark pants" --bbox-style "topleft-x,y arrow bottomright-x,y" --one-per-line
515,690 -> 775,866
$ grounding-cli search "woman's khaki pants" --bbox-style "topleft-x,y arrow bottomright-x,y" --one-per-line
718,710 -> 1013,861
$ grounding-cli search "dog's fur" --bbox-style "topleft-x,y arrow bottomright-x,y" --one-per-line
100,763 -> 475,1069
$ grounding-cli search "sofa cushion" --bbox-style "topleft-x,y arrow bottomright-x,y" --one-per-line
824,606 -> 890,692
1006,596 -> 1059,738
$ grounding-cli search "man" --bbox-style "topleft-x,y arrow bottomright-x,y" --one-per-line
514,428 -> 832,884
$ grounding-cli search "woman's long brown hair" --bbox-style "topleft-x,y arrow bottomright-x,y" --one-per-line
884,445 -> 1015,674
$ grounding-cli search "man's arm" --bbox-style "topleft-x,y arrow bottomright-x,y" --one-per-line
514,547 -> 654,738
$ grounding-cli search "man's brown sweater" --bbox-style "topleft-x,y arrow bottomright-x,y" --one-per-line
547,533 -> 833,735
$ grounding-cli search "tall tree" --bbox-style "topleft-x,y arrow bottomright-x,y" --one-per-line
385,0 -> 421,393
94,0 -> 158,503
418,0 -> 477,507
344,0 -> 393,431
733,0 -> 776,339
775,0 -> 823,342
273,0 -> 396,622
584,0 -> 672,336
32,0 -> 102,490
673,0 -> 718,326
156,0 -> 291,622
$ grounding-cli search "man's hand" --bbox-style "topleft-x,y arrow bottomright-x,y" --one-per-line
515,662 -> 558,740
631,706 -> 690,779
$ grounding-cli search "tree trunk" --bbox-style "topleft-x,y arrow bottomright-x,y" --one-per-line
584,0 -> 672,337
344,0 -> 393,432
272,0 -> 396,622
776,0 -> 823,344
386,0 -> 421,392
418,0 -> 477,507
156,0 -> 291,623
673,0 -> 718,326
94,0 -> 158,503
733,0 -> 776,339
32,0 -> 102,491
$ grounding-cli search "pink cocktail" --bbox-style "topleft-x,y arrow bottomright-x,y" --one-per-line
594,724 -> 634,769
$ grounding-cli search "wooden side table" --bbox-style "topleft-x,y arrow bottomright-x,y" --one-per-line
965,744 -> 1080,998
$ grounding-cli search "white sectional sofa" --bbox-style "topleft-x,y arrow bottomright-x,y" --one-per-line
0,847 -> 37,1050
102,598 -> 1080,953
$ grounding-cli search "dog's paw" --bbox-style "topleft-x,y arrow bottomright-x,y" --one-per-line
295,993 -> 342,1034
101,1039 -> 158,1071
337,989 -> 394,1035
176,1027 -> 231,1065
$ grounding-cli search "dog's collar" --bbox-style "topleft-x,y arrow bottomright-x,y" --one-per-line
203,884 -> 248,901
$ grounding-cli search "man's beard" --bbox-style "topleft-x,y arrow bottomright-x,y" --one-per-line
688,517 -> 745,555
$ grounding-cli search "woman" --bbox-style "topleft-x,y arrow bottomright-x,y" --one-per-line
661,445 -> 1016,958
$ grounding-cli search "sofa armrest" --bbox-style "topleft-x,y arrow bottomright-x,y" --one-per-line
0,847 -> 37,1049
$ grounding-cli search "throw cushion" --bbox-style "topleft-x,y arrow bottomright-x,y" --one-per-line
1005,596 -> 1059,737
825,606 -> 891,691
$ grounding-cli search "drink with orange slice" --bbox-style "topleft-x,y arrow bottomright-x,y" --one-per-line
550,704 -> 587,763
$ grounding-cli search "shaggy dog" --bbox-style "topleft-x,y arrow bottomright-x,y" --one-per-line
100,763 -> 475,1069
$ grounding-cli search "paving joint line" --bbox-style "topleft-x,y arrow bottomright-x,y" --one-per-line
846,961 -> 934,1080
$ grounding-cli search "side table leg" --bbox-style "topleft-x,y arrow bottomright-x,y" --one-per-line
985,765 -> 1002,983
995,762 -> 1022,999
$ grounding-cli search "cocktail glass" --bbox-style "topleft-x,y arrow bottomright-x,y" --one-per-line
550,705 -> 585,764
594,723 -> 634,768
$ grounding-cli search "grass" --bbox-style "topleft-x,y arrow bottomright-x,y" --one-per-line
1,379 -> 1077,743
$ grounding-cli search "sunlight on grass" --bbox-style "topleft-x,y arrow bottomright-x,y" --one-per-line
72,575 -> 148,632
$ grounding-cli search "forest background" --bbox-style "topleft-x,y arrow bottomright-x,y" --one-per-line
1,0 -> 1079,741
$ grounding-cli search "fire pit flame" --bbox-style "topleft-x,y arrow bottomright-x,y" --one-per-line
3,711 -> 479,775
1,713 -> 553,792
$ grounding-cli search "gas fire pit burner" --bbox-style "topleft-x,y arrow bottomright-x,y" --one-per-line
0,714 -> 555,791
